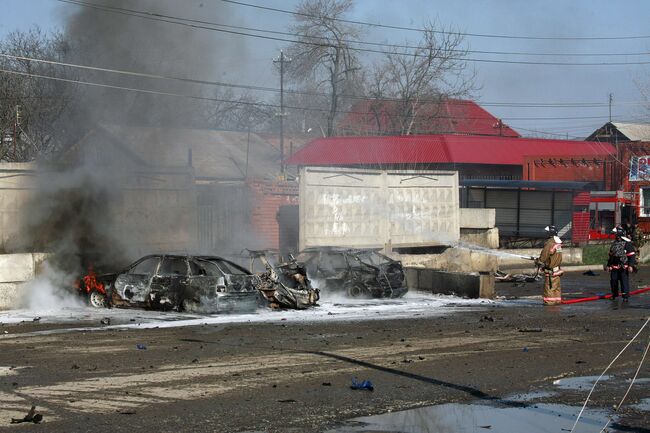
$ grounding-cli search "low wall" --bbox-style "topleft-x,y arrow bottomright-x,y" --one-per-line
460,228 -> 499,249
459,208 -> 495,229
399,247 -> 498,273
405,268 -> 494,299
497,247 -> 583,269
0,253 -> 48,309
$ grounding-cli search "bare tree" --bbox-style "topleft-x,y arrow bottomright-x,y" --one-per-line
205,88 -> 273,132
364,21 -> 476,135
286,0 -> 361,137
0,27 -> 74,161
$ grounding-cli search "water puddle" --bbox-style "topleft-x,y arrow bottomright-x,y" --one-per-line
328,403 -> 616,433
552,375 -> 650,391
553,375 -> 611,390
631,398 -> 650,411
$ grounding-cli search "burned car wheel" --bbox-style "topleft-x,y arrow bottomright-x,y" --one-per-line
88,290 -> 107,308
346,283 -> 368,298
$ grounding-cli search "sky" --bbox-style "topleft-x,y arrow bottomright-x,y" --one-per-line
3,0 -> 650,139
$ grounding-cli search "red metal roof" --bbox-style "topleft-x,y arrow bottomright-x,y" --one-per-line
337,99 -> 520,137
286,134 -> 615,166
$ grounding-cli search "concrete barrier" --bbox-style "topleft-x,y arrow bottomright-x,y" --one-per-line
405,268 -> 494,299
0,253 -> 49,310
0,282 -> 22,310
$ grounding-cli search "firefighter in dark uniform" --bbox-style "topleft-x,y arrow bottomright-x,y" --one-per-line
607,226 -> 637,301
537,225 -> 563,305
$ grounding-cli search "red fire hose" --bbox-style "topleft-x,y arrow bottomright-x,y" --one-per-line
561,286 -> 650,304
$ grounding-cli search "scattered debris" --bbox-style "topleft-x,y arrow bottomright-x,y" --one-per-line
523,347 -> 529,352
71,364 -> 80,370
277,399 -> 297,403
10,406 -> 43,424
480,315 -> 495,322
100,317 -> 111,325
321,382 -> 332,386
519,328 -> 543,333
582,270 -> 598,276
32,317 -> 41,322
136,344 -> 147,350
116,409 -> 136,415
350,378 -> 374,391
249,250 -> 319,309
495,270 -> 540,283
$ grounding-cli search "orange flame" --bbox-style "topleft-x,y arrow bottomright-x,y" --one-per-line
79,267 -> 106,295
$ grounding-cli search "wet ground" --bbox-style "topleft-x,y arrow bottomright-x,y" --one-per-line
0,268 -> 648,432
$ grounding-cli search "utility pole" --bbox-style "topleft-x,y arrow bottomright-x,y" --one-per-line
608,93 -> 613,122
13,105 -> 20,161
274,50 -> 291,177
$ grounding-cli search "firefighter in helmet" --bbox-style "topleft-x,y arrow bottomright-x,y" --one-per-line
536,225 -> 563,305
606,225 -> 637,301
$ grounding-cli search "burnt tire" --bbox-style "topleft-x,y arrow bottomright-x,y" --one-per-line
87,290 -> 107,308
346,283 -> 368,298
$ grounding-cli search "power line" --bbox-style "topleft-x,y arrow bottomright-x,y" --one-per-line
57,0 -> 650,66
54,0 -> 650,58
0,65 -> 622,123
219,0 -> 650,42
7,51 -> 648,110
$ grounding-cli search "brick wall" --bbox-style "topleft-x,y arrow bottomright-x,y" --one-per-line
247,180 -> 299,249
523,155 -> 609,185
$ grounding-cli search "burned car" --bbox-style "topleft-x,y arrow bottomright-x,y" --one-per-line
79,254 -> 261,313
246,250 -> 319,309
297,247 -> 408,298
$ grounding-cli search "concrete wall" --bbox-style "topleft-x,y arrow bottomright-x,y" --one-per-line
405,268 -> 495,299
496,247 -> 583,269
459,208 -> 496,229
0,163 -> 197,257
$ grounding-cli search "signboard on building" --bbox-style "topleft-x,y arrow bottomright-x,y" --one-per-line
629,155 -> 650,181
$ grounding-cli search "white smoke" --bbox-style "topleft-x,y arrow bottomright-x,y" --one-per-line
15,261 -> 85,312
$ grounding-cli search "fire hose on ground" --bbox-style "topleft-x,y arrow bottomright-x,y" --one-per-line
561,287 -> 650,304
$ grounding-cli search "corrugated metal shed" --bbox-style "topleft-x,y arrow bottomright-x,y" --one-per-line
610,122 -> 650,141
286,134 -> 615,166
587,121 -> 650,142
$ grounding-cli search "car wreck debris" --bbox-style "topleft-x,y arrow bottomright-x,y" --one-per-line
297,247 -> 408,298
10,406 -> 43,424
249,251 -> 319,309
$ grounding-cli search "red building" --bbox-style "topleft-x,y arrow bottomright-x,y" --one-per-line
287,134 -> 614,184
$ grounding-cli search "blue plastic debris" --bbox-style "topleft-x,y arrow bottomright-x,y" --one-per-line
136,344 -> 147,350
523,347 -> 529,352
350,378 -> 374,391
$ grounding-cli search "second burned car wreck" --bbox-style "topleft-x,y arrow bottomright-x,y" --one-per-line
78,253 -> 319,313
297,247 -> 408,298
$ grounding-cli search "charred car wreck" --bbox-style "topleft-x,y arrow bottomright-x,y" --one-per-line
297,247 -> 408,298
79,252 -> 319,312
246,250 -> 319,310
79,255 -> 261,313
